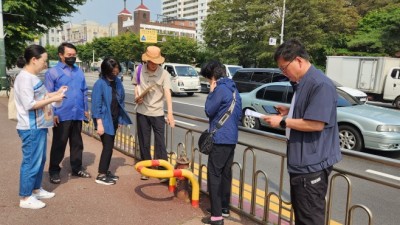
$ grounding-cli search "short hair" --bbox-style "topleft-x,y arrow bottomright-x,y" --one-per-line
200,60 -> 226,80
274,39 -> 310,62
58,42 -> 77,54
101,57 -> 121,76
19,45 -> 47,67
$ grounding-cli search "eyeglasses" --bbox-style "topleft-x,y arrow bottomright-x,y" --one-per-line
280,58 -> 295,73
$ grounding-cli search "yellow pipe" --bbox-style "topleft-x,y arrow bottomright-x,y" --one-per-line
135,160 -> 199,208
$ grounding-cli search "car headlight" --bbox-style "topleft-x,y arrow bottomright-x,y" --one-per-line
376,125 -> 400,132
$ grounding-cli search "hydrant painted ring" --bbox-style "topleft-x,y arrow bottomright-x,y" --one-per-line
135,160 -> 199,208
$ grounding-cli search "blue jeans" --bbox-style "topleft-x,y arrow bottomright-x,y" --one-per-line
18,129 -> 48,197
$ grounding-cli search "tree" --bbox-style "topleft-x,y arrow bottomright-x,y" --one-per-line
202,0 -> 280,67
109,33 -> 144,64
3,0 -> 86,68
347,4 -> 400,56
160,37 -> 198,64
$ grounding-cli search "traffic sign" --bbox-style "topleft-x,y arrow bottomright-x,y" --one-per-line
139,29 -> 157,43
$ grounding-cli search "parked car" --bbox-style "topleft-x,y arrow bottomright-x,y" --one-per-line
224,64 -> 243,79
332,80 -> 368,103
241,82 -> 400,151
163,63 -> 201,96
232,68 -> 289,93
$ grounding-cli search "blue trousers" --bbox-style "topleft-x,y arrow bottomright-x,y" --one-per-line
18,129 -> 48,197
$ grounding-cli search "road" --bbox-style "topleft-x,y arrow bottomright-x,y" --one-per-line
84,73 -> 400,225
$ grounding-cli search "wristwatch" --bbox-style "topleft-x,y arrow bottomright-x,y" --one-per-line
279,117 -> 287,128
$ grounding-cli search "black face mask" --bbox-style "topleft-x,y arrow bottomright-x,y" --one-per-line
105,73 -> 116,81
64,57 -> 76,66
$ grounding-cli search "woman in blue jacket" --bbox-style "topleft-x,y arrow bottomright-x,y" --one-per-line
91,58 -> 132,185
200,60 -> 242,225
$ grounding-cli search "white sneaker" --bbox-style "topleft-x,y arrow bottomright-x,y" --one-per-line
19,196 -> 46,209
32,188 -> 55,199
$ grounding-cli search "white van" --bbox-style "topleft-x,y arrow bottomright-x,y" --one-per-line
224,64 -> 243,79
163,63 -> 201,96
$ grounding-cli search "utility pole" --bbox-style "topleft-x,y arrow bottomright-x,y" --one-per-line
280,0 -> 286,44
0,0 -> 7,78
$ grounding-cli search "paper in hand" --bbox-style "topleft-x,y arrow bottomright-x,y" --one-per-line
245,109 -> 264,118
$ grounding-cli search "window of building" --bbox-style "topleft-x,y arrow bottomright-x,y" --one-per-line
143,13 -> 147,19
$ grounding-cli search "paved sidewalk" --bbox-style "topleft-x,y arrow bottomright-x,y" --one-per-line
0,97 -> 255,225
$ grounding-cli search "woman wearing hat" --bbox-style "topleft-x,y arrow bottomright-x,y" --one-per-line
133,46 -> 175,180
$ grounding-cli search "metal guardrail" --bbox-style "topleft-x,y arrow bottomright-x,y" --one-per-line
82,99 -> 399,225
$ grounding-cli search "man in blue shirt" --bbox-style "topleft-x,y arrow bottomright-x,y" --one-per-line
263,39 -> 342,225
45,43 -> 91,184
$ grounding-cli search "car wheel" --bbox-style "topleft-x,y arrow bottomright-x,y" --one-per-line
394,96 -> 400,109
242,114 -> 260,130
187,92 -> 194,96
339,125 -> 363,151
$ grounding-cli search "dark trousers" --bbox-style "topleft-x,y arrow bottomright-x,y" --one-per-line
207,144 -> 235,217
137,113 -> 167,161
49,120 -> 83,175
289,167 -> 332,225
98,133 -> 116,174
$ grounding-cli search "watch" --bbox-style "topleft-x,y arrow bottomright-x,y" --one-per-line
279,117 -> 287,128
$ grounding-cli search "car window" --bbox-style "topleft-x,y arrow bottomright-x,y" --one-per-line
251,72 -> 273,83
165,66 -> 175,75
233,71 -> 252,81
256,87 -> 266,99
228,67 -> 242,76
175,66 -> 198,76
285,87 -> 294,103
263,85 -> 287,102
272,73 -> 289,82
391,69 -> 400,79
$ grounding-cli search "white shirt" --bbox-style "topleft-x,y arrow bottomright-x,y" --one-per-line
14,70 -> 54,129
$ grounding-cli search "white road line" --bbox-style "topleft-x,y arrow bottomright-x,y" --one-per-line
366,169 -> 400,181
173,101 -> 204,108
174,119 -> 197,127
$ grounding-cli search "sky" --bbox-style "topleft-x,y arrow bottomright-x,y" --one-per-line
66,0 -> 162,25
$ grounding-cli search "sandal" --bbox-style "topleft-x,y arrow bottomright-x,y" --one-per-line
72,170 -> 91,178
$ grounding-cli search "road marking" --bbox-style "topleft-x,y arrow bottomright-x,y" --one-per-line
173,100 -> 204,108
174,119 -> 196,127
366,169 -> 400,181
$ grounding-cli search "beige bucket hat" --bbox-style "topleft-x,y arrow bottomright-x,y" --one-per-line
141,46 -> 165,64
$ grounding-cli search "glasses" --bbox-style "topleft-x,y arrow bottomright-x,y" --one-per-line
280,58 -> 295,73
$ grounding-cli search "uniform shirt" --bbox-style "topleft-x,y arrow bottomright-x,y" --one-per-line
14,70 -> 54,130
287,65 -> 342,174
44,62 -> 88,121
132,64 -> 171,117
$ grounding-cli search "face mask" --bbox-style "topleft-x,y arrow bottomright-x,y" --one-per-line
106,73 -> 116,81
64,57 -> 76,66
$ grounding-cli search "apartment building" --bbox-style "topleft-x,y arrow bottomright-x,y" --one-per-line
162,0 -> 211,42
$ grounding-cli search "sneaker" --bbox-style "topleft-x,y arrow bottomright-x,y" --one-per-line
140,175 -> 149,180
19,196 -> 46,209
32,188 -> 55,199
106,171 -> 119,181
49,173 -> 61,184
72,170 -> 91,178
206,208 -> 230,218
201,216 -> 224,225
95,174 -> 116,185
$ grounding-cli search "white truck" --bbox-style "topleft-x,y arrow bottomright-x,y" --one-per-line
326,56 -> 400,108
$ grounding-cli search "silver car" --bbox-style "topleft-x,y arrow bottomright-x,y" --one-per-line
241,82 -> 400,151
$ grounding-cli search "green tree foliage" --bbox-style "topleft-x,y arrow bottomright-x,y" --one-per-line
348,4 -> 400,56
350,0 -> 400,17
109,33 -> 144,64
3,0 -> 86,68
45,45 -> 58,61
202,0 -> 280,67
160,37 -> 198,64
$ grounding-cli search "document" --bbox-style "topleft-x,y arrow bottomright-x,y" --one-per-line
245,109 -> 265,118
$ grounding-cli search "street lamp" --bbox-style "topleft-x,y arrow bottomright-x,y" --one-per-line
280,0 -> 286,44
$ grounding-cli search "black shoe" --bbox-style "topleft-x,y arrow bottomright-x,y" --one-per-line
49,173 -> 61,184
201,216 -> 224,225
95,174 -> 116,185
72,170 -> 91,178
106,171 -> 119,181
206,208 -> 230,218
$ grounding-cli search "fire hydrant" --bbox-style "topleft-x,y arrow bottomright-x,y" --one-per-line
174,151 -> 191,203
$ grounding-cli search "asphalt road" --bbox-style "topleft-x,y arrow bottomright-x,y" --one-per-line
84,73 -> 400,225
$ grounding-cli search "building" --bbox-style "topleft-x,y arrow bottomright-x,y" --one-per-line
161,0 -> 211,42
118,0 -> 196,41
38,21 -> 118,47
